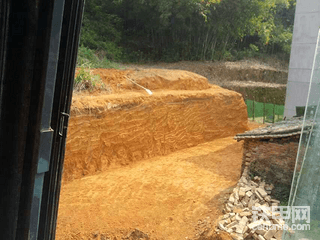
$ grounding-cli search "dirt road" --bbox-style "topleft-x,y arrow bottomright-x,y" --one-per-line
56,136 -> 244,240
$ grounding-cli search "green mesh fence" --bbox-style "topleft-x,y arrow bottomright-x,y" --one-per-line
245,99 -> 284,123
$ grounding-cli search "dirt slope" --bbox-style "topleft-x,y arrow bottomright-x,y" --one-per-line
64,69 -> 248,182
56,68 -> 257,240
120,60 -> 288,87
57,137 -> 243,240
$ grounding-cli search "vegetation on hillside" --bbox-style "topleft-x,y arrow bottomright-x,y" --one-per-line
77,46 -> 121,68
78,0 -> 296,63
74,67 -> 107,92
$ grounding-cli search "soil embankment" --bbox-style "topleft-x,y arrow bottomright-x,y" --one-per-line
120,60 -> 288,86
63,69 -> 248,182
57,68 -> 254,239
57,137 -> 244,240
121,60 -> 288,104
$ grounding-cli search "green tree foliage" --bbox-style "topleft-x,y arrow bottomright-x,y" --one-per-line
79,0 -> 295,62
80,0 -> 123,60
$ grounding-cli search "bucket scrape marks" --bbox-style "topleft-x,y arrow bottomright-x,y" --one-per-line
56,137 -> 244,240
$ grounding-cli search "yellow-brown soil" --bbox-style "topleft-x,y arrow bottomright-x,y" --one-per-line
120,60 -> 288,86
76,68 -> 211,95
65,69 -> 248,182
57,137 -> 243,240
57,68 -> 257,239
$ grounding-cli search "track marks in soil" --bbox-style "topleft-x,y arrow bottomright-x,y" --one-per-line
56,137 -> 243,240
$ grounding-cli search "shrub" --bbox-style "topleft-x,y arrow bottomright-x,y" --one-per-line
77,46 -> 121,69
74,67 -> 111,93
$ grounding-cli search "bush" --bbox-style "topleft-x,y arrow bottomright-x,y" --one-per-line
74,67 -> 111,92
77,46 -> 120,69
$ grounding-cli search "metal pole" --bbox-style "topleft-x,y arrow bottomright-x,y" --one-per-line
263,98 -> 265,124
253,100 -> 255,121
273,104 -> 275,123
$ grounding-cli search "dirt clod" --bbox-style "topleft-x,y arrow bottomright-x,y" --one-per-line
124,229 -> 149,240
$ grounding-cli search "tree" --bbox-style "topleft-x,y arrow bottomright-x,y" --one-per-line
79,0 -> 296,62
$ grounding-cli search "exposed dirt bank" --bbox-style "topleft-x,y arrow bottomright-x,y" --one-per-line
64,69 -> 248,182
120,60 -> 288,87
76,68 -> 211,95
56,68 -> 262,240
57,137 -> 244,240
119,60 -> 288,105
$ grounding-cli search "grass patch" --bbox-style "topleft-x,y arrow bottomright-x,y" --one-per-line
77,46 -> 121,69
74,67 -> 112,93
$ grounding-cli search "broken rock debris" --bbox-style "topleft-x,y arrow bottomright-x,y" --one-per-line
215,166 -> 289,240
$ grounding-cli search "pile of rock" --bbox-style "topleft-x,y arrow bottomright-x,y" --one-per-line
216,167 -> 288,240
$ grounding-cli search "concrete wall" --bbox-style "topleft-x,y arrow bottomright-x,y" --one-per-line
284,0 -> 320,117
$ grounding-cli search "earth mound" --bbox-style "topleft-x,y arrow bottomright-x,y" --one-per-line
65,69 -> 249,182
78,68 -> 211,95
125,69 -> 211,91
57,68 -> 252,240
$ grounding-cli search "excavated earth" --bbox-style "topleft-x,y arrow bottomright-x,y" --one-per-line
121,60 -> 288,104
63,69 -> 248,182
120,60 -> 288,86
56,68 -> 263,240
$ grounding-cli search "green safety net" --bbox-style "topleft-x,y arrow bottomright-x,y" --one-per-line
245,99 -> 284,122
